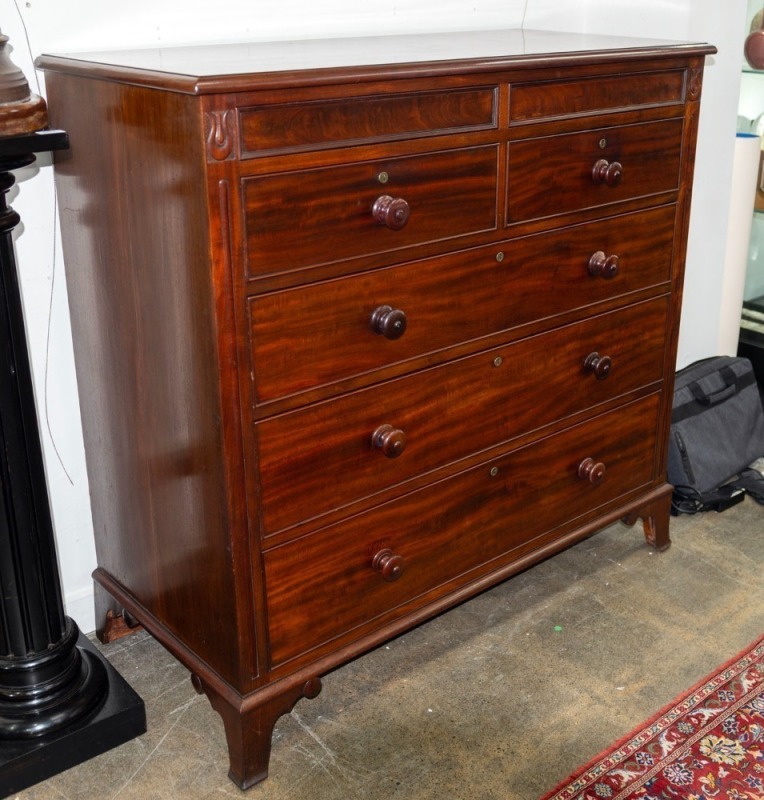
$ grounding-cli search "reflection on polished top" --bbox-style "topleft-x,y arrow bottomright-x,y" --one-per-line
36,29 -> 715,93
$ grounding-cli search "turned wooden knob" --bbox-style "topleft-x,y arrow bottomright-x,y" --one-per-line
372,548 -> 404,582
583,352 -> 613,380
591,158 -> 623,187
588,251 -> 620,278
372,195 -> 410,230
372,424 -> 407,458
370,305 -> 407,339
578,457 -> 606,485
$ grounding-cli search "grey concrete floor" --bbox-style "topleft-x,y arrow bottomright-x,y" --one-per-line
9,498 -> 764,799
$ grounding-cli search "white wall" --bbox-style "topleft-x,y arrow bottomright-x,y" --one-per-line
684,0 -> 749,362
739,0 -> 764,302
0,0 -> 740,633
6,0 -> 581,51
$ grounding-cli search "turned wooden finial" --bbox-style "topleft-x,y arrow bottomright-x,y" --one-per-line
0,30 -> 48,136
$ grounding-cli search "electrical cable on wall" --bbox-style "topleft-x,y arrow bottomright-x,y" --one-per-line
11,0 -> 74,485
520,0 -> 530,30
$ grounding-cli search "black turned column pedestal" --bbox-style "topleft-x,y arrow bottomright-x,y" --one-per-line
0,33 -> 145,797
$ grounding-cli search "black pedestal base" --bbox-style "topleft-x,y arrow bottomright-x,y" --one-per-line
0,634 -> 146,798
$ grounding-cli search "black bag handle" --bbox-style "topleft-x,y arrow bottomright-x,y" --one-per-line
689,365 -> 738,406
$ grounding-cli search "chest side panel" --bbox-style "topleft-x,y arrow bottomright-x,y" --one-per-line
45,73 -> 248,686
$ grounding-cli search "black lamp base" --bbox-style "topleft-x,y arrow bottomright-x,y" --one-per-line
0,633 -> 146,798
0,40 -> 146,798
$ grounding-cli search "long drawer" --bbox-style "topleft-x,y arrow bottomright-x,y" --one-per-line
263,393 -> 661,667
243,145 -> 499,277
248,205 -> 675,404
256,296 -> 668,535
507,118 -> 683,223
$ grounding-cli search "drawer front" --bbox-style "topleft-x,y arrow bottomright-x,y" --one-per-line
264,393 -> 661,666
509,70 -> 685,124
507,119 -> 682,223
239,87 -> 498,156
257,297 -> 668,535
249,205 -> 675,404
243,146 -> 499,277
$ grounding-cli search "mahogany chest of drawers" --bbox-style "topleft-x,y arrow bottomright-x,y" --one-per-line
37,30 -> 715,789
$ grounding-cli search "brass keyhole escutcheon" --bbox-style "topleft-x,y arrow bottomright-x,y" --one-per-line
599,138 -> 607,149
378,171 -> 389,184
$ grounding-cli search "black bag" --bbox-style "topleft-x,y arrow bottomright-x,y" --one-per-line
667,356 -> 764,514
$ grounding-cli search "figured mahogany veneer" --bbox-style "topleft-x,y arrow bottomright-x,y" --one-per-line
508,69 -> 686,123
264,393 -> 661,667
257,297 -> 668,536
243,144 -> 499,276
507,118 -> 683,223
248,205 -> 676,405
239,86 -> 498,155
36,31 -> 714,790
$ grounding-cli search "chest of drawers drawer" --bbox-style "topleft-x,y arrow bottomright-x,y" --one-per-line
508,69 -> 686,124
256,296 -> 668,536
238,86 -> 498,156
243,145 -> 499,278
264,392 -> 661,667
507,118 -> 683,224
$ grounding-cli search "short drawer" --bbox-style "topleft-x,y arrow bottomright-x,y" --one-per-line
509,69 -> 685,124
256,296 -> 668,535
243,145 -> 499,277
263,393 -> 661,666
248,205 -> 675,404
507,119 -> 682,223
239,87 -> 497,156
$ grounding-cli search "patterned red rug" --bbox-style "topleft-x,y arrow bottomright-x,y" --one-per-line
541,633 -> 764,800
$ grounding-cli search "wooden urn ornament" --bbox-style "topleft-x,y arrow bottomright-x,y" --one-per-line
0,30 -> 145,796
745,6 -> 764,70
0,35 -> 46,131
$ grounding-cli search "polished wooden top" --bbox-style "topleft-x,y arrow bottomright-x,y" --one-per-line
35,29 -> 716,94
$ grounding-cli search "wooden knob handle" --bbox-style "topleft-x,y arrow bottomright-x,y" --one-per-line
578,457 -> 606,485
587,251 -> 620,278
372,195 -> 410,230
370,305 -> 407,339
591,159 -> 623,187
372,548 -> 404,582
372,424 -> 407,458
583,352 -> 613,380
